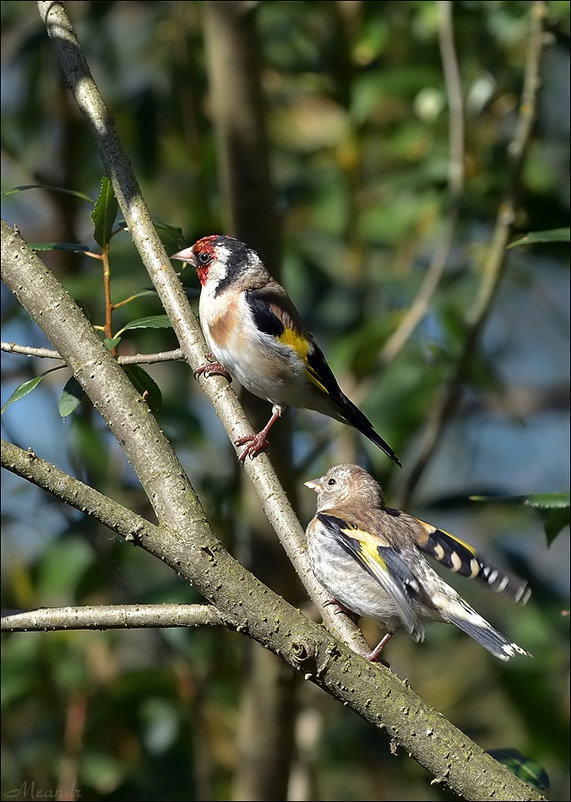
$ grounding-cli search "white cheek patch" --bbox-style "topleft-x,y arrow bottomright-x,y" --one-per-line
215,244 -> 231,263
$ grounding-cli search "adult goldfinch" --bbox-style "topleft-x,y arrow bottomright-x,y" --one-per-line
305,464 -> 532,662
172,235 -> 401,465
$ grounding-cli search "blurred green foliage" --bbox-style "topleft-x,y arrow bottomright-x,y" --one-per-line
1,1 -> 569,800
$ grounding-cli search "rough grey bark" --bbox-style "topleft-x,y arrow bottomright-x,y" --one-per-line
202,3 -> 295,798
1,211 -> 543,802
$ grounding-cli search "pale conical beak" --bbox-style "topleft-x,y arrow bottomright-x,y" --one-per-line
304,478 -> 322,493
171,247 -> 195,266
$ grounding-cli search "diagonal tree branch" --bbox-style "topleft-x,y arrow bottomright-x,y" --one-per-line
0,4 -> 546,797
35,0 -> 368,660
1,211 -> 543,802
201,5 -> 293,799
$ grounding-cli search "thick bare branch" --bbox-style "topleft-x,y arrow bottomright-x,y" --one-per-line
3,200 -> 543,802
1,404 -> 543,799
35,0 -> 367,660
0,6 -> 547,797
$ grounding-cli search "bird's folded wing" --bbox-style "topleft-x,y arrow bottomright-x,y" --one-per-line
317,513 -> 424,639
411,517 -> 531,604
245,285 -> 341,395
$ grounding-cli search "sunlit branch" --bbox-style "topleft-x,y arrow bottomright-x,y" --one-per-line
1,604 -> 224,632
1,340 -> 184,365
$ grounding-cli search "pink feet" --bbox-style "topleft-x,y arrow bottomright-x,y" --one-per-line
234,404 -> 283,463
194,354 -> 231,382
193,363 -> 284,466
323,598 -> 360,625
323,599 -> 392,666
363,632 -> 393,664
235,431 -> 271,463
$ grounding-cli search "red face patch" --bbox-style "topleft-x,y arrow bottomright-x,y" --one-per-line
192,235 -> 220,286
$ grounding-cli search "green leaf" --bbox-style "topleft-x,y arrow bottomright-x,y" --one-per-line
470,493 -> 570,545
1,376 -> 43,414
507,228 -> 570,248
1,184 -> 94,202
153,221 -> 185,254
544,507 -> 571,545
123,364 -> 162,414
58,377 -> 85,418
104,337 -> 122,350
522,493 -> 570,510
71,418 -> 110,482
487,749 -> 549,791
153,220 -> 184,237
29,242 -> 94,253
91,176 -> 119,248
470,492 -> 570,509
119,315 -> 172,333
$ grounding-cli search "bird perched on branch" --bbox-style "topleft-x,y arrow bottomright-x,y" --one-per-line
305,463 -> 532,662
171,235 -> 400,465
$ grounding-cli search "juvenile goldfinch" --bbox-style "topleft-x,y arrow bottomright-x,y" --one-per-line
171,235 -> 401,465
305,464 -> 532,662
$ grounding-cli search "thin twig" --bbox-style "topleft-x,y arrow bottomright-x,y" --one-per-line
379,215 -> 456,367
1,340 -> 184,365
101,245 -> 114,344
1,604 -> 224,632
118,349 -> 184,365
2,341 -> 63,360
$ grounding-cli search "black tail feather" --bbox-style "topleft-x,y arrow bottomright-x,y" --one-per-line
304,339 -> 402,466
336,392 -> 402,467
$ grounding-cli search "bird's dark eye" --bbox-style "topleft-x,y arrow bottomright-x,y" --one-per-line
197,251 -> 211,265
327,478 -> 336,486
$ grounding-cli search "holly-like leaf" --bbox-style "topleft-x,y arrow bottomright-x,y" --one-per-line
123,365 -> 162,414
470,493 -> 570,545
544,508 -> 571,545
507,228 -> 570,248
91,177 -> 119,249
59,377 -> 85,418
1,376 -> 43,414
521,493 -> 570,510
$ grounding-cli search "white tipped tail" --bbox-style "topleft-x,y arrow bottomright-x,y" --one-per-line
440,597 -> 532,661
